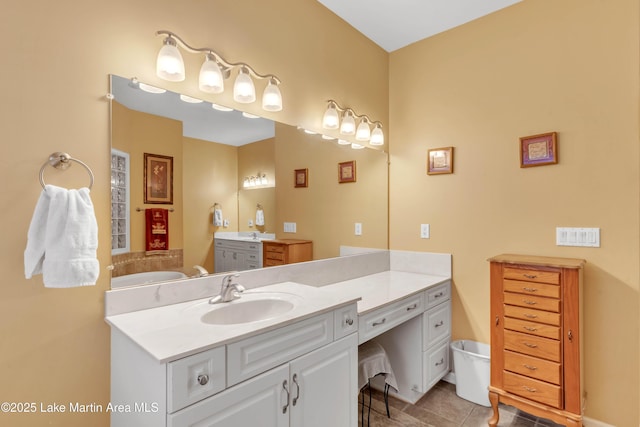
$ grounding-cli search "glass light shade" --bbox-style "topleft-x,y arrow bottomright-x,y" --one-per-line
179,94 -> 203,103
262,80 -> 283,111
260,174 -> 268,185
337,139 -> 350,145
370,125 -> 384,146
212,103 -> 233,112
199,55 -> 224,94
340,111 -> 356,135
351,143 -> 365,150
356,120 -> 371,141
233,69 -> 256,103
156,39 -> 185,82
322,104 -> 340,129
242,112 -> 260,119
321,134 -> 336,140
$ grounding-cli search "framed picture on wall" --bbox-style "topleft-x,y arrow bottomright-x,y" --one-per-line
427,147 -> 454,175
144,153 -> 173,204
338,160 -> 356,183
519,132 -> 557,167
294,168 -> 308,188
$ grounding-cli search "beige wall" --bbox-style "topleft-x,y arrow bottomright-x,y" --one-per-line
389,1 -> 639,425
238,138 -> 276,233
0,0 -> 387,426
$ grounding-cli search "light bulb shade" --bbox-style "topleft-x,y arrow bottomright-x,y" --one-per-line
337,139 -> 350,145
356,120 -> 371,141
351,143 -> 365,150
370,125 -> 384,146
322,104 -> 340,129
340,112 -> 356,135
199,55 -> 224,93
233,69 -> 256,103
156,38 -> 185,82
262,80 -> 283,111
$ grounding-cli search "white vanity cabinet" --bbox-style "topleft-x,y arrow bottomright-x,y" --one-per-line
111,304 -> 358,427
214,238 -> 262,272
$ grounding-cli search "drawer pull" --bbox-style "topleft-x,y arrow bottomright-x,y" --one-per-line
406,304 -> 418,311
435,358 -> 445,366
434,292 -> 445,298
523,342 -> 538,349
522,287 -> 538,292
523,364 -> 538,371
523,300 -> 537,305
524,313 -> 538,319
372,318 -> 387,327
523,326 -> 538,332
282,380 -> 290,414
522,386 -> 537,393
197,374 -> 209,386
523,274 -> 537,279
292,374 -> 300,406
434,320 -> 444,328
345,318 -> 354,326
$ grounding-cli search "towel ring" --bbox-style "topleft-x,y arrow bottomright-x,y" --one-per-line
39,152 -> 94,190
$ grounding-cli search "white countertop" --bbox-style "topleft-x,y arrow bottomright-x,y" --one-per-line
321,271 -> 450,314
106,270 -> 450,363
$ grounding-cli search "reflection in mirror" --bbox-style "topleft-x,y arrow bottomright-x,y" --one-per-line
109,75 -> 388,289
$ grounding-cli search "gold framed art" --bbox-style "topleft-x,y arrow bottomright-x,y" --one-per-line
427,147 -> 454,175
338,160 -> 356,183
519,132 -> 557,167
144,153 -> 173,204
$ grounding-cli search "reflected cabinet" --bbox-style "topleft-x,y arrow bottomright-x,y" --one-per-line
488,254 -> 585,427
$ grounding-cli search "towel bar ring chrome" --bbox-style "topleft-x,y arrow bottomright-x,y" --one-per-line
39,152 -> 94,190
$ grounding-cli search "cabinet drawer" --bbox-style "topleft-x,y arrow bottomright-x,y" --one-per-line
504,304 -> 561,326
503,279 -> 559,299
359,294 -> 424,344
423,339 -> 450,391
425,282 -> 450,309
227,312 -> 333,386
504,317 -> 560,340
266,252 -> 285,261
167,346 -> 226,413
504,330 -> 560,362
265,244 -> 285,253
503,371 -> 561,408
503,350 -> 561,385
334,304 -> 358,340
503,267 -> 560,285
503,292 -> 560,312
423,303 -> 451,350
264,259 -> 284,266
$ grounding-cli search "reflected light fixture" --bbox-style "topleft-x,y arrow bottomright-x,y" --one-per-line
321,99 -> 384,148
356,118 -> 371,141
211,103 -> 233,112
369,123 -> 385,146
156,30 -> 283,112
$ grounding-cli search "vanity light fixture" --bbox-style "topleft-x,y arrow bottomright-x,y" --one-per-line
337,139 -> 350,145
351,143 -> 365,150
321,99 -> 384,147
322,134 -> 336,140
156,30 -> 283,112
243,173 -> 268,188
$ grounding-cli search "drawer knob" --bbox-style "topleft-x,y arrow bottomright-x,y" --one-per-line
523,342 -> 538,349
523,274 -> 537,279
523,364 -> 538,371
523,300 -> 537,305
372,318 -> 387,327
522,287 -> 538,292
197,374 -> 209,386
522,386 -> 537,393
345,318 -> 354,326
524,313 -> 538,319
523,326 -> 538,332
434,292 -> 444,298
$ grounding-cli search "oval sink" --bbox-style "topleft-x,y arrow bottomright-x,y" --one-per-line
201,298 -> 296,325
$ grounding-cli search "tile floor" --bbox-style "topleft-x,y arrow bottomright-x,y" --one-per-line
359,381 -> 565,427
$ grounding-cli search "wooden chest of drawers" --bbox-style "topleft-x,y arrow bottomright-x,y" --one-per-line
262,239 -> 312,267
488,254 -> 584,427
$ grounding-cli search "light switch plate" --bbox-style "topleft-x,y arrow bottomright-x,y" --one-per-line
355,223 -> 362,236
556,227 -> 600,247
420,224 -> 430,239
284,222 -> 297,233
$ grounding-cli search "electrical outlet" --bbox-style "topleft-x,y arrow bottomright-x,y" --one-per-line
355,223 -> 362,236
223,219 -> 229,228
248,219 -> 254,227
420,224 -> 430,239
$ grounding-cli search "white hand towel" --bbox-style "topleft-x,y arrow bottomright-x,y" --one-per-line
256,209 -> 265,226
24,185 -> 99,288
213,208 -> 223,226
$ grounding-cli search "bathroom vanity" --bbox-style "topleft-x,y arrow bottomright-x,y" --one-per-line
106,250 -> 452,427
213,232 -> 275,273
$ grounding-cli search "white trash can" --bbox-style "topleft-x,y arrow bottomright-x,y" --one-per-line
450,340 -> 491,407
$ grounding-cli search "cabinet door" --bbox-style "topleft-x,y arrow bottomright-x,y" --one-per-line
289,334 -> 358,427
168,364 -> 289,427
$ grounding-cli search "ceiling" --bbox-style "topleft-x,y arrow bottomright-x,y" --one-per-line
317,0 -> 522,52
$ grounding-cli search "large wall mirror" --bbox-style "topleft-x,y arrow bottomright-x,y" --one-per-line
109,74 -> 389,288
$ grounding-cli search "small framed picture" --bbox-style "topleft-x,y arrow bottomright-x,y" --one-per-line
294,168 -> 308,188
427,147 -> 454,175
144,153 -> 173,204
338,160 -> 356,183
520,132 -> 557,167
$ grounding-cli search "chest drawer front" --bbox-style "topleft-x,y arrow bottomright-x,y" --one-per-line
423,339 -> 450,391
227,312 -> 333,386
265,244 -> 285,253
503,267 -> 560,285
359,294 -> 424,344
167,346 -> 226,413
423,303 -> 451,350
504,330 -> 560,362
503,279 -> 560,299
504,317 -> 560,340
503,292 -> 560,312
425,282 -> 451,309
503,371 -> 562,408
264,259 -> 284,266
266,252 -> 285,261
504,304 -> 561,326
503,350 -> 561,385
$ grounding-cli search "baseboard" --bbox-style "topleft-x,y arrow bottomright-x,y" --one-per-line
582,416 -> 615,427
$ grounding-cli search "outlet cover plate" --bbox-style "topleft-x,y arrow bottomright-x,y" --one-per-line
556,227 -> 600,247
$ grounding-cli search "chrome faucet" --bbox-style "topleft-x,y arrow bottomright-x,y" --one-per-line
251,232 -> 258,240
192,265 -> 209,277
209,273 -> 245,304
